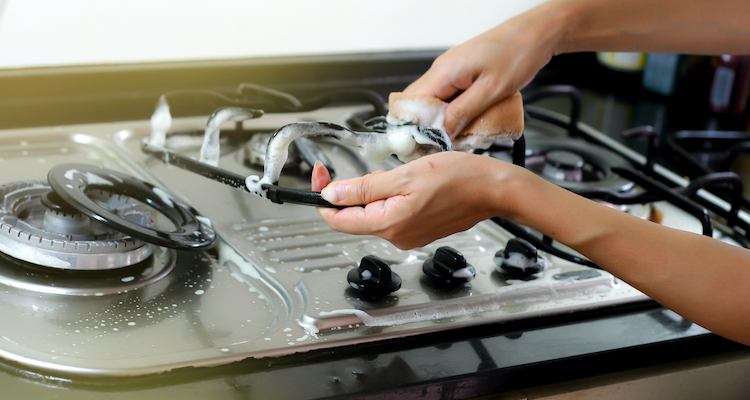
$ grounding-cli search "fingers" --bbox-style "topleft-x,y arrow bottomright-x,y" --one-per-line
311,161 -> 332,192
443,75 -> 507,136
404,68 -> 464,102
320,168 -> 403,206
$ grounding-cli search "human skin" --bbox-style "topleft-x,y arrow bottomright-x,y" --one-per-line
406,0 -> 750,136
311,0 -> 750,345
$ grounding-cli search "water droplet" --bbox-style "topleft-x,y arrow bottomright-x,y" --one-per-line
121,276 -> 135,282
128,322 -> 136,326
195,289 -> 205,295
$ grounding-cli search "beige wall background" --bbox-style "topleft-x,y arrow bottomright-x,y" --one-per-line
0,0 -> 545,69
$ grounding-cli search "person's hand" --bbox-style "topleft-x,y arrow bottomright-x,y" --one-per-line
311,152 -> 528,250
404,1 -> 567,136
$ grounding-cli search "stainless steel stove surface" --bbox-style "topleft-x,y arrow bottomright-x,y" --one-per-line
0,99 -> 724,378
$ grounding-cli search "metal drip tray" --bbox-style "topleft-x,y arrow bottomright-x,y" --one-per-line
0,109 -> 655,377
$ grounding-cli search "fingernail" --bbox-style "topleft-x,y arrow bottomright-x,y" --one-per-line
314,159 -> 323,168
321,184 -> 345,203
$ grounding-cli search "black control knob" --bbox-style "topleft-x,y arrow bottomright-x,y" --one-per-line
495,238 -> 548,276
347,255 -> 402,298
423,246 -> 476,287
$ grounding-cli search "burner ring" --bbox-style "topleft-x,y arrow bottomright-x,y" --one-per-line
0,181 -> 154,269
48,164 -> 216,250
0,247 -> 176,296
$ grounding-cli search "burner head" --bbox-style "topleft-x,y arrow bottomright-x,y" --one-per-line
0,181 -> 153,270
512,138 -> 635,192
541,150 -> 585,182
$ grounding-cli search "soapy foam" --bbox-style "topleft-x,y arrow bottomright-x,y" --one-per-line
495,253 -> 548,272
246,122 -> 451,199
149,95 -> 171,147
386,99 -> 447,133
451,267 -> 475,281
199,108 -> 261,166
152,187 -> 174,207
64,170 -> 114,186
0,238 -> 72,269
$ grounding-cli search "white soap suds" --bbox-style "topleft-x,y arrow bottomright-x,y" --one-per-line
386,100 -> 448,133
199,108 -> 262,166
451,267 -> 475,281
152,187 -> 174,207
0,240 -> 71,269
149,95 -> 172,147
64,170 -> 114,186
196,216 -> 213,228
495,253 -> 549,272
297,317 -> 320,338
245,121 -> 451,199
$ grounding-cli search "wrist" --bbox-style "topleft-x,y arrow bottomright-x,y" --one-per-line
486,161 -> 538,223
493,0 -> 578,58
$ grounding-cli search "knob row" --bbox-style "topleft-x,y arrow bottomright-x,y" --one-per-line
347,238 -> 548,298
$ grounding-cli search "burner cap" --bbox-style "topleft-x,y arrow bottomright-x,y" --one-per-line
545,150 -> 584,169
41,190 -> 81,214
47,164 -> 216,250
542,150 -> 585,182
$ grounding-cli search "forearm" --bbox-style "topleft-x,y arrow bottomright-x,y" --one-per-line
502,0 -> 750,57
503,172 -> 750,345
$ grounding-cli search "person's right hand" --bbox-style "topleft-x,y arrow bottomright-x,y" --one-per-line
404,1 -> 568,136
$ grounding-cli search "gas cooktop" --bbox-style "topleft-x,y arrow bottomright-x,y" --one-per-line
0,85 -> 737,378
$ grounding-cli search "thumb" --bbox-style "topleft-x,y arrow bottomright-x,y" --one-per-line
321,170 -> 397,206
311,161 -> 332,192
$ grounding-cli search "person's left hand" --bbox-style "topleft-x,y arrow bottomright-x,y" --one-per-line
311,151 -> 524,249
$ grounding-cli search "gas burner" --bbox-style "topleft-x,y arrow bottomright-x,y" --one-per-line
489,137 -> 652,220
505,138 -> 635,193
0,181 -> 154,270
541,150 -> 585,182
